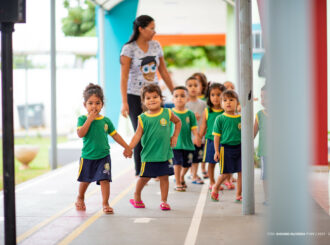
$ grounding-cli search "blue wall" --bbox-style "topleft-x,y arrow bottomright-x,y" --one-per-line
96,0 -> 139,128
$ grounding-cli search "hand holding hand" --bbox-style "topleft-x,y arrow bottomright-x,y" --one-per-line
123,147 -> 133,158
121,103 -> 129,118
193,135 -> 201,147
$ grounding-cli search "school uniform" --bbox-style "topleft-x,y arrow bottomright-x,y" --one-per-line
171,109 -> 197,168
77,115 -> 116,184
212,113 -> 242,174
202,107 -> 224,164
138,108 -> 174,178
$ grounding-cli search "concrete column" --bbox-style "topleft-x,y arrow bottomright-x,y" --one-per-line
237,0 -> 255,215
226,4 -> 237,84
266,1 -> 311,244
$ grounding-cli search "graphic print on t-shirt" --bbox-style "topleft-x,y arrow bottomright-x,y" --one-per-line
140,56 -> 157,83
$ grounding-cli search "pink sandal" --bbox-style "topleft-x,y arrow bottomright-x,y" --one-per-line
160,202 -> 171,211
129,199 -> 145,208
210,191 -> 219,202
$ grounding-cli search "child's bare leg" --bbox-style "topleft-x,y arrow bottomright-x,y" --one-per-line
180,167 -> 189,183
134,177 -> 150,202
174,165 -> 183,187
212,174 -> 229,192
159,175 -> 169,203
208,164 -> 216,186
191,163 -> 199,180
76,182 -> 89,210
236,172 -> 242,198
100,180 -> 113,213
201,162 -> 207,173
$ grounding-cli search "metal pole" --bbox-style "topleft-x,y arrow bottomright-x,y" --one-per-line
50,0 -> 57,169
238,0 -> 254,215
1,22 -> 17,245
235,0 -> 241,95
266,1 -> 311,244
98,7 -> 106,114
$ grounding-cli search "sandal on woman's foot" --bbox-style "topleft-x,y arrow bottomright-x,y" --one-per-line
174,186 -> 186,192
210,191 -> 219,202
202,171 -> 209,179
160,202 -> 171,211
103,205 -> 114,214
129,199 -> 145,208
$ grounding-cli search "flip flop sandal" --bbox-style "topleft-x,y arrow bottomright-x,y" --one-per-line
160,202 -> 171,211
210,191 -> 219,202
225,182 -> 235,190
235,196 -> 242,203
174,186 -> 186,192
202,171 -> 209,179
192,179 -> 204,184
181,181 -> 187,188
129,199 -> 145,208
103,205 -> 114,214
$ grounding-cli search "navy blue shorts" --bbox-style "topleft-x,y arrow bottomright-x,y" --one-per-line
219,144 -> 241,174
77,155 -> 112,185
172,149 -> 194,168
203,139 -> 218,164
192,144 -> 204,163
140,160 -> 174,178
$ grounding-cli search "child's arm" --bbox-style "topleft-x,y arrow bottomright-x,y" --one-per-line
192,128 -> 201,147
214,135 -> 220,162
77,110 -> 98,138
198,110 -> 207,138
112,133 -> 132,158
170,113 -> 181,147
253,117 -> 259,138
128,120 -> 143,150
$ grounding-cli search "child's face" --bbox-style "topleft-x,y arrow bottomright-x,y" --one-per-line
84,94 -> 103,115
224,82 -> 235,90
186,79 -> 199,97
221,96 -> 238,113
143,91 -> 162,111
172,89 -> 188,108
261,90 -> 267,108
210,88 -> 222,107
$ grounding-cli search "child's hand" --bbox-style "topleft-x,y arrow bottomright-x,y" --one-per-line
170,136 -> 178,148
214,151 -> 220,162
195,112 -> 201,121
123,147 -> 133,158
193,136 -> 201,147
87,109 -> 98,121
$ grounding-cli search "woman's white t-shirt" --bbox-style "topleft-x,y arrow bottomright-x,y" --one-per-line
120,40 -> 164,96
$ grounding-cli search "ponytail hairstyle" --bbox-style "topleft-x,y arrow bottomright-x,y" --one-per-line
126,15 -> 154,45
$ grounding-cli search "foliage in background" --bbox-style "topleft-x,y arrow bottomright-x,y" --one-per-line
164,45 -> 226,70
62,0 -> 96,37
13,55 -> 45,69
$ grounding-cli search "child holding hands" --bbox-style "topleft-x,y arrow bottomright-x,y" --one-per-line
76,83 -> 132,214
128,84 -> 181,211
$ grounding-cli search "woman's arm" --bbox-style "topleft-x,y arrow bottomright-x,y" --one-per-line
170,113 -> 181,147
158,57 -> 174,92
120,55 -> 132,117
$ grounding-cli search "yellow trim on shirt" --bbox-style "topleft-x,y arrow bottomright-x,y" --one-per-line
138,116 -> 143,129
191,126 -> 197,130
172,108 -> 188,114
168,108 -> 172,119
205,108 -> 209,120
212,132 -> 221,136
85,114 -> 104,120
78,158 -> 84,177
145,108 -> 163,117
223,113 -> 241,118
109,130 -> 117,136
212,108 -> 224,113
220,146 -> 224,174
256,114 -> 259,124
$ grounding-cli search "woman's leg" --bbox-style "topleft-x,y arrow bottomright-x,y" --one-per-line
127,94 -> 143,176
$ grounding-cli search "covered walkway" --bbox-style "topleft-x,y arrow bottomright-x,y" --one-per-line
0,144 -> 329,245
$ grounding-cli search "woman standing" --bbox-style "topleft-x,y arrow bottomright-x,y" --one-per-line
120,15 -> 174,176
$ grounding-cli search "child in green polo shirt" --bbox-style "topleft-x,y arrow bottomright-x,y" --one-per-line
211,90 -> 242,202
128,84 -> 181,211
171,86 -> 201,192
76,83 -> 132,214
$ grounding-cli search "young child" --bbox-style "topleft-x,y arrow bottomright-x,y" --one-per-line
199,83 -> 226,190
254,85 -> 268,205
186,76 -> 207,183
211,90 -> 242,202
171,86 -> 201,191
193,72 -> 208,101
76,83 -> 132,214
128,84 -> 181,211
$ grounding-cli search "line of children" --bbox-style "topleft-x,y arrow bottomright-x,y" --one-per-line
171,86 -> 201,191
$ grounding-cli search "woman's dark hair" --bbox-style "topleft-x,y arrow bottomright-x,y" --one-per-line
221,90 -> 240,103
140,84 -> 164,111
206,82 -> 226,108
83,83 -> 104,104
192,72 -> 208,95
126,15 -> 154,45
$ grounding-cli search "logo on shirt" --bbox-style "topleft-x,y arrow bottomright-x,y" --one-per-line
160,118 -> 167,126
104,124 -> 108,132
103,163 -> 111,175
238,123 -> 241,130
186,117 -> 190,124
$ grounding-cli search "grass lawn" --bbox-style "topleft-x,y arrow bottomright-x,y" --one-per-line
0,136 -> 68,190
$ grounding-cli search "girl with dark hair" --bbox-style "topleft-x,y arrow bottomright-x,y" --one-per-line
120,15 -> 174,176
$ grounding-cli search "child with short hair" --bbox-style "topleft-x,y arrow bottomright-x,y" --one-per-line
199,83 -> 226,190
193,72 -> 208,101
186,76 -> 207,183
211,90 -> 242,202
76,83 -> 132,214
128,84 -> 181,210
254,85 -> 268,205
171,86 -> 201,191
